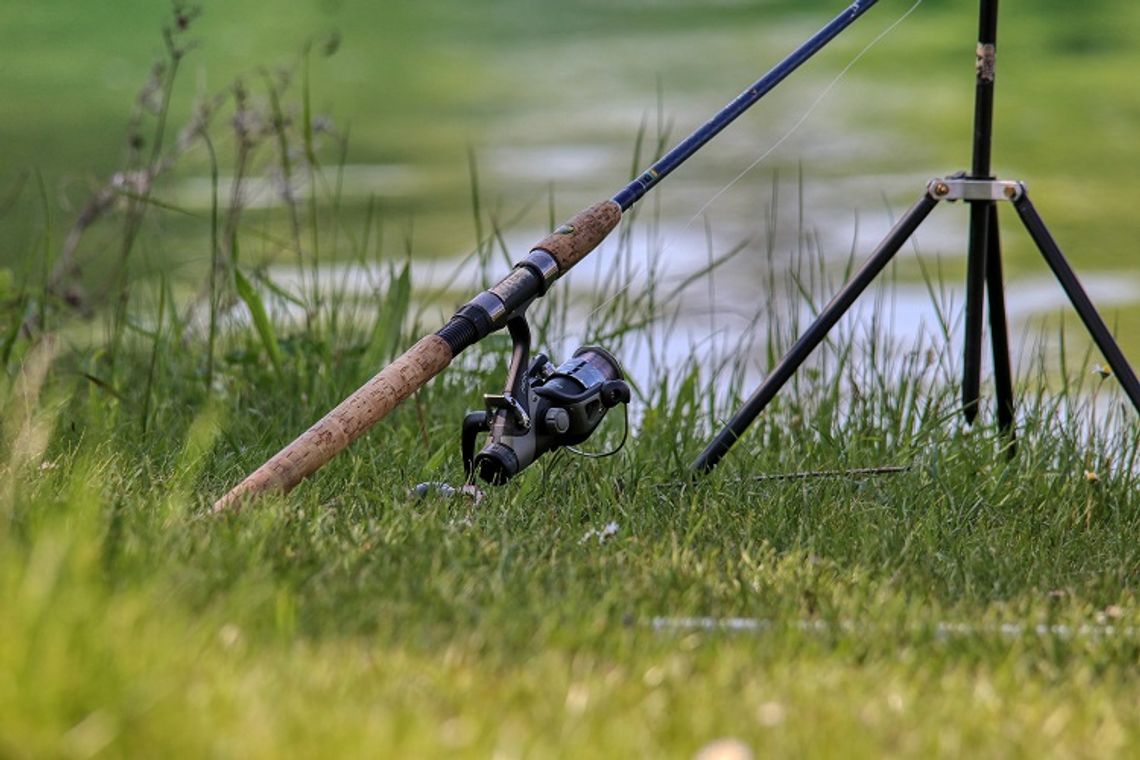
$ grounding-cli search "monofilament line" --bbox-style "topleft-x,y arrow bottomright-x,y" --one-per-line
575,1 -> 924,339
684,0 -> 925,230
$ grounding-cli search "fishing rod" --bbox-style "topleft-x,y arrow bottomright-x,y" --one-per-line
212,0 -> 881,511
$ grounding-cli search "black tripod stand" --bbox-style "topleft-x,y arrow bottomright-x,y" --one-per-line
693,0 -> 1140,474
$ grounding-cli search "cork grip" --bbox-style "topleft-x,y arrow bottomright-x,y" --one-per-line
531,200 -> 622,272
212,334 -> 453,512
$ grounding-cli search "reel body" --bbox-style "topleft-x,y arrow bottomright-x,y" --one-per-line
461,317 -> 630,484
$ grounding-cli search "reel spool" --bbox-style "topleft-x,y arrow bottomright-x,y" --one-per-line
461,316 -> 631,485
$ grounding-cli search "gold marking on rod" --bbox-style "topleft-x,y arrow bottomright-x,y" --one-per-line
976,42 -> 996,83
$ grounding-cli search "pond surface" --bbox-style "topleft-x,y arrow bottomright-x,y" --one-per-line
6,0 -> 1140,385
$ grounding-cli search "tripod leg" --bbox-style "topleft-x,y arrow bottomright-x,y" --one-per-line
1012,190 -> 1140,415
984,202 -> 1017,439
691,191 -> 940,475
962,200 -> 990,423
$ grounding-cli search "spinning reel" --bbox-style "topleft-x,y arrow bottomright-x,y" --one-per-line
461,315 -> 631,485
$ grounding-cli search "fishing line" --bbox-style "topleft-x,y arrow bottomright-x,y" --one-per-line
681,0 -> 925,229
573,0 -> 925,340
560,1 -> 925,346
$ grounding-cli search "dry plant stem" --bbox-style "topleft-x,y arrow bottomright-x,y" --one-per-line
45,30 -> 312,329
212,335 -> 453,511
44,93 -> 223,320
202,131 -> 220,392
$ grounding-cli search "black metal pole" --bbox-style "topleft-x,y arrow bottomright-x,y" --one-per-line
611,0 -> 879,212
971,0 -> 999,177
962,0 -> 1000,422
1012,190 -> 1140,415
692,191 -> 941,474
984,203 -> 1017,437
962,203 -> 991,421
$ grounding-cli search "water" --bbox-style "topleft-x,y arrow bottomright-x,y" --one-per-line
262,211 -> 1140,398
140,2 -> 1140,400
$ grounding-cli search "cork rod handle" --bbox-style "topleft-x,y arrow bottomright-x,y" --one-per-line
530,200 -> 621,271
212,334 -> 453,512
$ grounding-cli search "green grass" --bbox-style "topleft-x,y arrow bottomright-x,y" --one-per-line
6,146 -> 1140,756
6,2 -> 1140,756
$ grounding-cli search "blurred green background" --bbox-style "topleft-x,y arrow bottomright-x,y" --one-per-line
2,0 -> 1140,345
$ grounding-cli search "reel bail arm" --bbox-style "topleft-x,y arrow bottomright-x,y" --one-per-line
463,312 -> 631,485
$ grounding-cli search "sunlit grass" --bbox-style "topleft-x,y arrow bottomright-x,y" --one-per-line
6,3 -> 1140,756
6,121 -> 1140,754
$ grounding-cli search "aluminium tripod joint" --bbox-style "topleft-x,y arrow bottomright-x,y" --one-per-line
461,313 -> 631,485
928,176 -> 1024,203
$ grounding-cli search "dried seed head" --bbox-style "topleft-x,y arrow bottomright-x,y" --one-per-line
172,2 -> 201,33
310,115 -> 333,135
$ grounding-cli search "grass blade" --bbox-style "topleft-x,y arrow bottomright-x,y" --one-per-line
234,267 -> 284,377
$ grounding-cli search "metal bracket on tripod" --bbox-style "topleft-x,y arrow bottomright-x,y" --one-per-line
928,176 -> 1023,203
690,0 -> 1140,475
